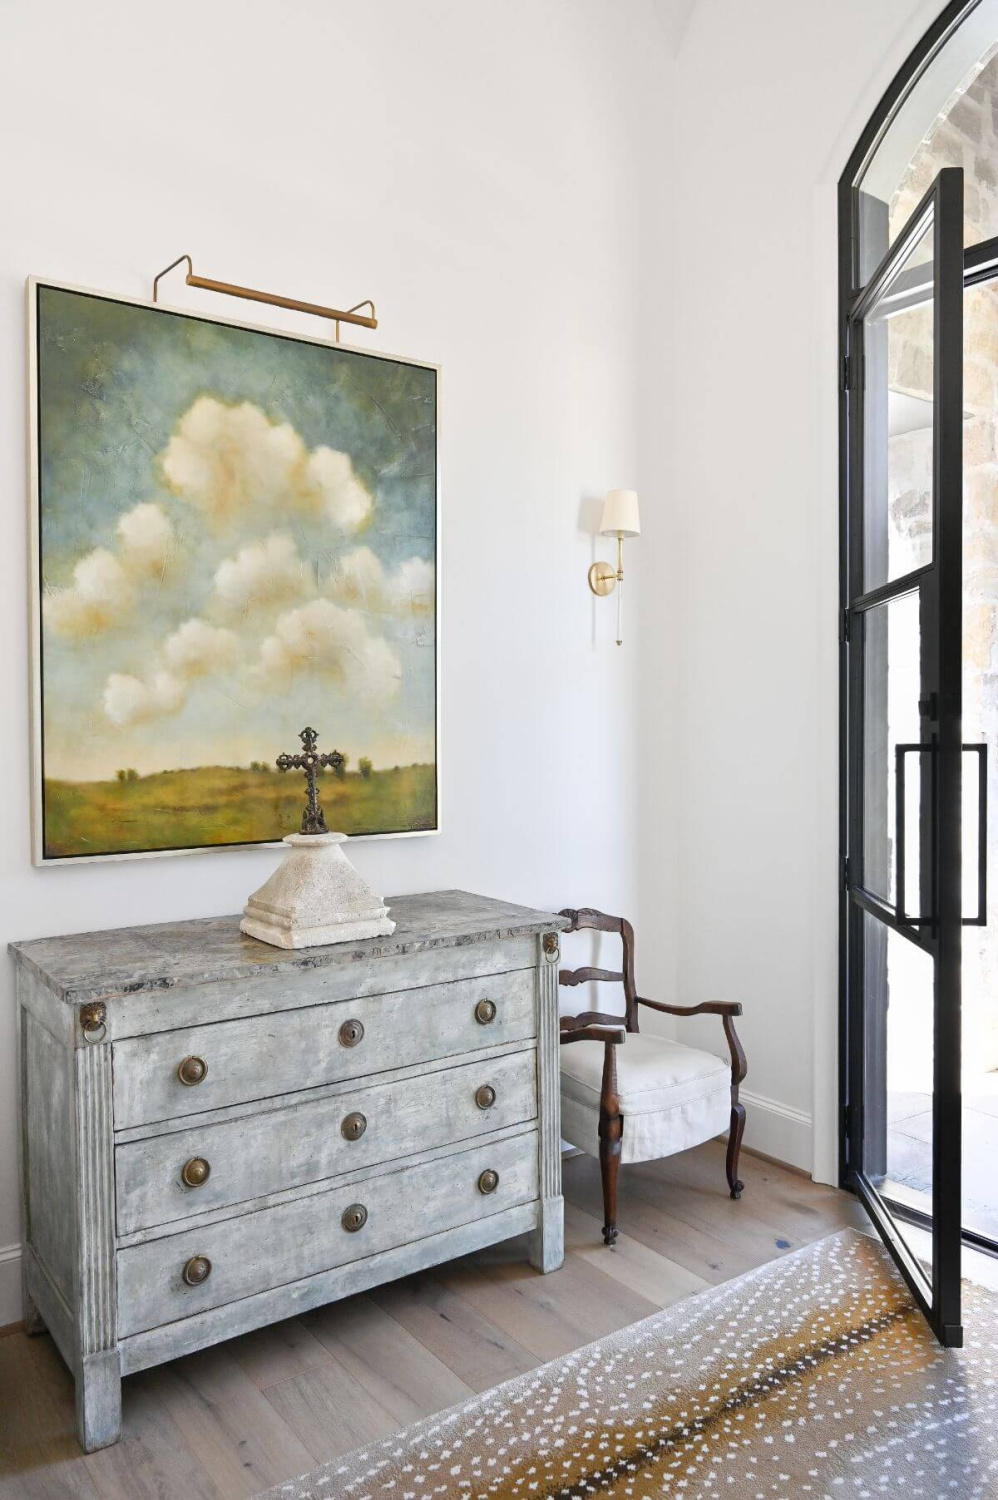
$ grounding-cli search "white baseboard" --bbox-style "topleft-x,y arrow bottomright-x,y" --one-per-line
0,1243 -> 22,1328
740,1088 -> 812,1174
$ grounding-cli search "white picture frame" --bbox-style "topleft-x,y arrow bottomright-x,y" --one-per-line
27,277 -> 441,865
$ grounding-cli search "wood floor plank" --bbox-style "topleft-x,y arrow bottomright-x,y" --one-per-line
262,1356 -> 399,1466
302,1293 -> 473,1424
0,1333 -> 99,1498
148,1344 -> 315,1499
564,1146 -> 867,1274
368,1271 -> 540,1393
562,1201 -> 710,1307
0,1467 -> 100,1500
226,1316 -> 333,1392
429,1261 -> 579,1363
82,1374 -> 223,1500
436,1234 -> 659,1361
562,1156 -> 762,1283
660,1141 -> 869,1237
621,1158 -> 834,1261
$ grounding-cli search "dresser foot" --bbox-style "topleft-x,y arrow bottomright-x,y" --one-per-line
76,1349 -> 121,1452
528,1194 -> 564,1274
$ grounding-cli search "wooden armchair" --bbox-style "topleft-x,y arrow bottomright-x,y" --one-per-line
558,907 -> 747,1246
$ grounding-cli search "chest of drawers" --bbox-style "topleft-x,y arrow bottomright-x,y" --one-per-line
10,890 -> 567,1452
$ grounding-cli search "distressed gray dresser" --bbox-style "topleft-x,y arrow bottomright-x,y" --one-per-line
10,890 -> 568,1452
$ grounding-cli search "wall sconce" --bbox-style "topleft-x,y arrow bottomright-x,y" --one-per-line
587,489 -> 641,645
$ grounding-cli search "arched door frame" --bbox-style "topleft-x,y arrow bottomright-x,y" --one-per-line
838,0 -> 998,1263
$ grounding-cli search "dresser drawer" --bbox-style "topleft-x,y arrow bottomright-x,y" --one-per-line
117,1130 -> 538,1336
115,1049 -> 538,1235
112,969 -> 535,1128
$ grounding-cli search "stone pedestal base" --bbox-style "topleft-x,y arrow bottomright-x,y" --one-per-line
240,832 -> 395,950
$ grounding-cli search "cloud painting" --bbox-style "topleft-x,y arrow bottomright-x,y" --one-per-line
33,285 -> 437,861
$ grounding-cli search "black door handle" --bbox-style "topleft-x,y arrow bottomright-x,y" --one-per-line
894,741 -> 987,927
964,742 -> 987,927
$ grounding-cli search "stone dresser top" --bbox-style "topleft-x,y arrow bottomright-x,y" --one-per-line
9,889 -> 569,1005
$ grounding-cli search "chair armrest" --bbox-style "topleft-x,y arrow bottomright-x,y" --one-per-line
637,997 -> 747,1086
560,1026 -> 625,1046
636,996 -> 742,1018
559,1013 -> 623,1121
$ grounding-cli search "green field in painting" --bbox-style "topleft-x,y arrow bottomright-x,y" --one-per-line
43,764 -> 436,858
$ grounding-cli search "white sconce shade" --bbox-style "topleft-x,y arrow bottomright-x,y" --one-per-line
599,489 -> 641,537
588,489 -> 641,645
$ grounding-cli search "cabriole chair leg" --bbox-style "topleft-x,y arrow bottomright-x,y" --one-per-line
726,1100 -> 746,1200
599,1111 -> 623,1245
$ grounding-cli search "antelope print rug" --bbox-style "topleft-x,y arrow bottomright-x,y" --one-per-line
256,1229 -> 998,1500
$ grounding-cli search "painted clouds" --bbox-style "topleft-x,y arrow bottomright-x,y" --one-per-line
328,546 -> 435,616
213,533 -> 312,614
45,502 -> 177,638
161,397 -> 374,529
256,600 -> 402,704
44,397 -> 433,734
103,620 -> 240,726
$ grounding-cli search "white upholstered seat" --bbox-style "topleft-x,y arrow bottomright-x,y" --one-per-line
560,1032 -> 732,1164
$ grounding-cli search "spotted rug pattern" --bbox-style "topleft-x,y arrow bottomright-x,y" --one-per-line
256,1229 -> 998,1500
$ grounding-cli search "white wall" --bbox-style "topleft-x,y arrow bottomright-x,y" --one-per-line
667,0 -> 952,1172
0,0 -> 674,1324
0,0 -> 970,1329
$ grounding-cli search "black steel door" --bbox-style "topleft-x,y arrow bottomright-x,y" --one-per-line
842,166 -> 966,1345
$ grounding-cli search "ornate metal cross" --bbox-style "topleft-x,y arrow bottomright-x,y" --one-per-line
276,727 -> 345,835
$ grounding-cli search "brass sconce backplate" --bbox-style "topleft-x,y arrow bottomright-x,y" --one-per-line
588,561 -> 617,597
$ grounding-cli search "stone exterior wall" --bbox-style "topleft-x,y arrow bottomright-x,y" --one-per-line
891,48 -> 998,244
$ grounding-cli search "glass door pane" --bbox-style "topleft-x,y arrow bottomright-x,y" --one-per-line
854,9 -> 998,279
861,592 -> 921,908
863,223 -> 935,592
961,277 -> 998,1247
845,165 -> 965,1346
862,911 -> 935,1269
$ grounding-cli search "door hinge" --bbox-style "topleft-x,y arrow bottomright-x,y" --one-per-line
841,854 -> 851,891
840,608 -> 851,645
843,1102 -> 854,1147
842,353 -> 865,392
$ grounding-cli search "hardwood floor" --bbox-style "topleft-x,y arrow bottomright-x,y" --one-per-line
0,1143 -> 870,1499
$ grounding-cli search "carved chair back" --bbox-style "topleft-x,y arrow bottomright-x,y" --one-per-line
558,907 -> 640,1032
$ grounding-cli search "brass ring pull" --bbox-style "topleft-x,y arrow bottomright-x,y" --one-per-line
341,1111 -> 367,1141
339,1019 -> 364,1047
475,1084 -> 496,1110
478,1169 -> 499,1195
342,1203 -> 368,1232
80,1003 -> 106,1044
178,1055 -> 208,1086
474,999 -> 497,1026
181,1157 -> 211,1188
182,1254 -> 211,1286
